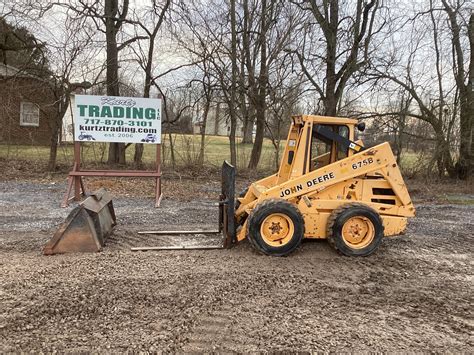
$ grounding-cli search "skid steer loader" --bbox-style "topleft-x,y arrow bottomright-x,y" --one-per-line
221,114 -> 415,257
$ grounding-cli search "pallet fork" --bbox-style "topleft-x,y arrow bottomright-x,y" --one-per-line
131,161 -> 237,251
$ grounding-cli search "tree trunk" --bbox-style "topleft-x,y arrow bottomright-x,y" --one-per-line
214,103 -> 220,135
434,130 -> 455,177
198,97 -> 211,165
48,114 -> 60,171
456,13 -> 473,179
133,143 -> 144,167
241,98 -> 254,144
133,1 -> 170,167
457,94 -> 473,179
105,0 -> 125,165
240,0 -> 253,145
117,143 -> 126,164
248,109 -> 265,169
395,120 -> 404,165
248,0 -> 268,169
229,0 -> 238,166
168,129 -> 175,169
48,95 -> 70,171
324,1 -> 338,116
395,97 -> 410,165
242,105 -> 254,144
134,48 -> 153,168
273,116 -> 283,170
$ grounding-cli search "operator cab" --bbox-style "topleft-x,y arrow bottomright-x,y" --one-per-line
277,115 -> 365,182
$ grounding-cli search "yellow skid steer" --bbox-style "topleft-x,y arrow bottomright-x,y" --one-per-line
43,114 -> 414,256
221,114 -> 415,256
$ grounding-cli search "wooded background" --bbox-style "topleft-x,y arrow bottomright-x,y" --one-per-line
0,0 -> 472,179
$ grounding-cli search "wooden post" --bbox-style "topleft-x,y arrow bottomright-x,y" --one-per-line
73,142 -> 83,201
155,143 -> 163,207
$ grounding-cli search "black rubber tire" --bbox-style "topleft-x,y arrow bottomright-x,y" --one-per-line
327,203 -> 384,256
247,199 -> 304,257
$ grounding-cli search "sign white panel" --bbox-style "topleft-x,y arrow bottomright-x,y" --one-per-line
73,95 -> 161,144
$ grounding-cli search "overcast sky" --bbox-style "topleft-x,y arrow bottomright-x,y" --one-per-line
1,0 -> 470,114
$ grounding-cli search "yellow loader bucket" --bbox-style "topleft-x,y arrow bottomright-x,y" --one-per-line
44,188 -> 116,255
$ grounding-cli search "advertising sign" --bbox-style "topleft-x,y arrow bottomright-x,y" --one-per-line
73,95 -> 161,144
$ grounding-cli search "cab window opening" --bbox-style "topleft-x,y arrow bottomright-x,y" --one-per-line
310,125 -> 349,171
310,125 -> 333,171
337,125 -> 349,160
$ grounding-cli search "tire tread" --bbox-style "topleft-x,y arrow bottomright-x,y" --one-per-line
327,202 -> 384,256
247,198 -> 304,256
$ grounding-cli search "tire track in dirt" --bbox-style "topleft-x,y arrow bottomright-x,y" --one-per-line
107,230 -> 144,249
1,181 -> 473,352
181,306 -> 242,352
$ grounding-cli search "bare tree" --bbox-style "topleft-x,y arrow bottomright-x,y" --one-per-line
289,0 -> 383,116
172,2 -> 222,165
246,0 -> 269,169
239,0 -> 304,169
266,61 -> 306,169
46,17 -> 96,171
128,0 -> 171,167
173,0 -> 239,165
103,0 -> 128,164
58,0 -> 143,165
158,85 -> 198,168
229,0 -> 238,166
195,63 -> 216,166
366,0 -> 471,178
441,0 -> 473,179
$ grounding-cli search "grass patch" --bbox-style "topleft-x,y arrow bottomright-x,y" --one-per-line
0,134 -> 283,172
442,194 -> 474,205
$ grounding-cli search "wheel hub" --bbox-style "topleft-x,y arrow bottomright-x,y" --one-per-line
270,222 -> 283,234
260,213 -> 295,247
341,216 -> 375,249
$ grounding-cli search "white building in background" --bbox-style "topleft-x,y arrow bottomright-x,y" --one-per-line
193,103 -> 244,137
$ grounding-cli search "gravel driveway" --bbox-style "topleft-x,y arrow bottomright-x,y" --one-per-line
1,180 -> 473,352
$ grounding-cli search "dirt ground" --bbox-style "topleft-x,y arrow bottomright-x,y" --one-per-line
0,177 -> 473,352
